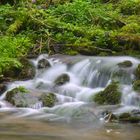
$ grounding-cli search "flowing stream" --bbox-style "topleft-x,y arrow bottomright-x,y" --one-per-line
0,54 -> 140,140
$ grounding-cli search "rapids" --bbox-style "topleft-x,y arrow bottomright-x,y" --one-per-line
0,54 -> 140,140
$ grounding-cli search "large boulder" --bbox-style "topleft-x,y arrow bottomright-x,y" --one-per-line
93,82 -> 121,105
54,74 -> 70,86
37,58 -> 51,69
5,87 -> 39,107
39,92 -> 57,107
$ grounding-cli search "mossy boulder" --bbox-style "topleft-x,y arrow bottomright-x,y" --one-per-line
37,58 -> 51,69
5,87 -> 38,107
18,58 -> 36,80
54,74 -> 70,86
135,64 -> 140,79
39,93 -> 57,107
94,82 -> 121,105
3,58 -> 35,80
117,60 -> 133,68
133,80 -> 140,92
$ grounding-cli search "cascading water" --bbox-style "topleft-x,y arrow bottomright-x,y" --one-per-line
0,54 -> 140,123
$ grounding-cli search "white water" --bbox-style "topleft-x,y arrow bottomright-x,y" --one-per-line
0,54 -> 140,122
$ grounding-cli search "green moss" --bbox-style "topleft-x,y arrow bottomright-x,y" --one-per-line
133,80 -> 140,92
40,93 -> 57,107
119,0 -> 140,15
94,82 -> 121,105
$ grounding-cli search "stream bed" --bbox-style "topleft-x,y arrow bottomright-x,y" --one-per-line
0,116 -> 139,140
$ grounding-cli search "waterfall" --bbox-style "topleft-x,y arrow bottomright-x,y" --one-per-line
0,54 -> 140,122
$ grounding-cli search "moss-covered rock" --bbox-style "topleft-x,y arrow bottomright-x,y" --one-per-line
5,86 -> 38,107
135,64 -> 140,79
133,80 -> 140,92
117,60 -> 133,68
39,92 -> 57,107
94,82 -> 121,105
37,58 -> 51,69
54,74 -> 70,86
3,58 -> 35,81
18,58 -> 36,80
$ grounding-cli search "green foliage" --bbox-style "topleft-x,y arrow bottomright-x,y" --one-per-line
0,35 -> 31,74
119,0 -> 140,15
0,0 -> 140,76
18,86 -> 29,93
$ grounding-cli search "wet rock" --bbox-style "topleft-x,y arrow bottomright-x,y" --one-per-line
117,60 -> 133,68
39,93 -> 57,107
101,111 -> 118,122
37,58 -> 51,69
101,110 -> 140,123
135,64 -> 140,79
133,80 -> 140,92
18,58 -> 36,80
0,83 -> 7,95
5,87 -> 39,107
54,74 -> 70,86
93,82 -> 121,105
131,109 -> 140,116
111,69 -> 132,84
118,112 -> 140,123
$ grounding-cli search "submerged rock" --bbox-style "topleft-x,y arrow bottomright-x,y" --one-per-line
39,93 -> 57,107
101,109 -> 140,123
111,69 -> 132,84
93,82 -> 121,105
5,87 -> 39,107
54,74 -> 70,86
117,60 -> 133,68
118,112 -> 140,123
37,58 -> 51,69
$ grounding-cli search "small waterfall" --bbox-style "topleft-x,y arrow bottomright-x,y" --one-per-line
0,54 -> 140,122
